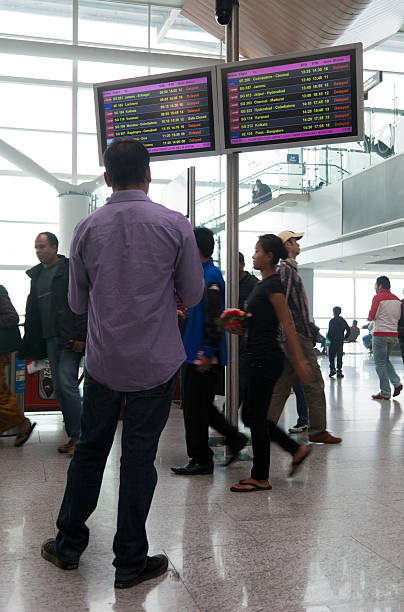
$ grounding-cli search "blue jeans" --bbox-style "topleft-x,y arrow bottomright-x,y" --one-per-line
46,337 -> 83,438
293,383 -> 308,427
372,336 -> 400,398
55,371 -> 176,581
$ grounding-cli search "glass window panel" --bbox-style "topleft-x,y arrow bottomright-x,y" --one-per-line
0,54 -> 72,81
78,88 -> 97,134
0,83 -> 72,131
150,8 -> 220,55
0,270 -> 31,318
0,2 -> 72,41
355,278 -> 376,320
390,279 -> 404,300
0,222 -> 58,267
78,0 -> 148,49
77,134 -> 102,175
313,277 -> 354,320
0,128 -> 72,176
78,61 -> 146,83
0,176 -> 58,223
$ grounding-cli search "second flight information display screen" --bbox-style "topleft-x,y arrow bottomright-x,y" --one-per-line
221,47 -> 360,151
95,70 -> 217,160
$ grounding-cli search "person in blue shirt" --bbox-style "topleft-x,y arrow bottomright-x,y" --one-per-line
172,227 -> 247,476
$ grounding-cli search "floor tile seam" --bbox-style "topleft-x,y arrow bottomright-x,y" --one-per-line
350,535 -> 404,572
162,548 -> 204,612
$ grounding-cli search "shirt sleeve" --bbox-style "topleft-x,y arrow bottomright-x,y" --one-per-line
267,276 -> 285,295
174,216 -> 204,309
68,222 -> 90,315
201,282 -> 222,359
368,295 -> 379,321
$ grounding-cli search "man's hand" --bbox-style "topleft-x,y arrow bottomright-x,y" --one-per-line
196,355 -> 212,373
70,340 -> 86,353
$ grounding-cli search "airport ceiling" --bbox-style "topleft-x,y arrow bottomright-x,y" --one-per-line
180,0 -> 404,58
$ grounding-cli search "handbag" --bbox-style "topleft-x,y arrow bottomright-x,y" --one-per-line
0,325 -> 22,354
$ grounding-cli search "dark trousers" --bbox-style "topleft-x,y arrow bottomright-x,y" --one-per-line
293,382 -> 308,427
329,341 -> 343,371
182,363 -> 240,465
244,358 -> 299,480
55,371 -> 176,581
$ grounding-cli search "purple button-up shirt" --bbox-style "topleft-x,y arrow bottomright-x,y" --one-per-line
68,189 -> 204,392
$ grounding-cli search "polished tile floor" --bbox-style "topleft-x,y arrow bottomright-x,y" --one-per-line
2,348 -> 404,611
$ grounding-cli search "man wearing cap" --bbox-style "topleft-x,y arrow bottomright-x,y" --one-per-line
267,230 -> 342,444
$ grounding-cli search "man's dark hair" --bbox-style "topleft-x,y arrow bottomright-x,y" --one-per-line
353,319 -> 358,325
376,275 -> 390,290
333,306 -> 341,316
258,234 -> 288,265
103,138 -> 150,188
39,231 -> 58,250
194,227 -> 214,258
239,252 -> 244,264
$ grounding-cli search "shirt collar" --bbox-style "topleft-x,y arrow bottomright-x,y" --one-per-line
286,257 -> 298,269
202,258 -> 213,269
106,189 -> 150,205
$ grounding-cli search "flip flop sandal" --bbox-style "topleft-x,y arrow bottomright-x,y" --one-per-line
289,446 -> 311,477
14,421 -> 37,447
230,480 -> 272,492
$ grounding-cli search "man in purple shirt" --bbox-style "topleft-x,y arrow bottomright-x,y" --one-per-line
41,139 -> 204,589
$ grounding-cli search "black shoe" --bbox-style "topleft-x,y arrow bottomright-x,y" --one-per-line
336,371 -> 344,378
171,459 -> 214,475
224,433 -> 248,466
329,369 -> 336,377
114,554 -> 168,589
41,539 -> 79,570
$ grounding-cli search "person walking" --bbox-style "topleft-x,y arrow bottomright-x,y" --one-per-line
267,230 -> 341,444
230,235 -> 312,492
18,232 -> 87,455
0,285 -> 36,446
171,228 -> 247,475
327,306 -> 350,378
368,276 -> 402,400
40,138 -> 204,589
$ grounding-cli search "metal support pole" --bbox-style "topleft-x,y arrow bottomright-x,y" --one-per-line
225,1 -> 240,428
187,166 -> 196,227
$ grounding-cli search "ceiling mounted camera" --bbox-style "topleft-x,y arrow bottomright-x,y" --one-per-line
215,0 -> 233,26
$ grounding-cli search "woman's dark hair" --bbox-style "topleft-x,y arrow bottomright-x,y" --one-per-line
333,306 -> 341,316
194,227 -> 214,258
39,231 -> 58,250
376,275 -> 390,290
258,234 -> 288,264
103,138 -> 150,188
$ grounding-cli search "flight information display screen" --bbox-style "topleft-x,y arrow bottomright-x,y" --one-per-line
94,69 -> 218,163
219,44 -> 363,153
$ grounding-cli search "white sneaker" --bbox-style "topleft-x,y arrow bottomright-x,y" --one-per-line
288,424 -> 308,434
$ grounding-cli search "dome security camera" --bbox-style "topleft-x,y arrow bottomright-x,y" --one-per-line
215,0 -> 233,26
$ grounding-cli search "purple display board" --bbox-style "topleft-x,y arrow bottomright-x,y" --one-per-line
218,44 -> 363,153
94,68 -> 219,163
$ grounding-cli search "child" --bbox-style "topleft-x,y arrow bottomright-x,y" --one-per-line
328,306 -> 350,378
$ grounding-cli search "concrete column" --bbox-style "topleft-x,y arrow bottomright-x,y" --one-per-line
58,193 -> 91,256
299,267 -> 314,317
